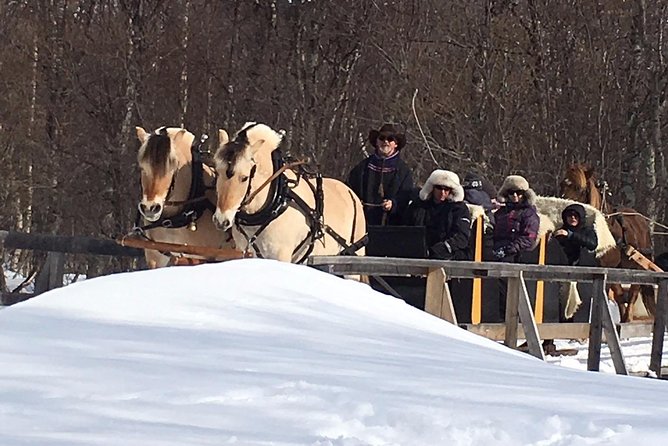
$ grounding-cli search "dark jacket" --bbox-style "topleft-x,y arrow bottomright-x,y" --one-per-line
406,199 -> 472,260
493,201 -> 540,262
347,156 -> 414,226
556,203 -> 598,265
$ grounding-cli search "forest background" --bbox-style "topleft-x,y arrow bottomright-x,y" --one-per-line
1,0 -> 667,278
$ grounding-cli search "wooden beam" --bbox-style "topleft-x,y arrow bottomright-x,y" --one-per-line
600,285 -> 628,375
461,323 -> 591,341
424,268 -> 457,324
588,276 -> 605,372
517,272 -> 545,360
1,230 -> 142,257
471,215 -> 483,324
116,236 -> 246,260
504,276 -> 520,348
1,292 -> 35,306
650,280 -> 668,376
307,256 -> 668,285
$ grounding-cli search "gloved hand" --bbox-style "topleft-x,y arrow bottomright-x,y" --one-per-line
492,247 -> 506,260
429,241 -> 453,259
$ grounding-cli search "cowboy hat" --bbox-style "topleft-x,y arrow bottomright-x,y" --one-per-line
368,123 -> 406,151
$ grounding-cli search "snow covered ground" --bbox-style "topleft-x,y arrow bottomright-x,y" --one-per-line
1,259 -> 667,445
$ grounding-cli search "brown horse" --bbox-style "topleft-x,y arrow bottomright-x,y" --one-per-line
135,126 -> 234,268
211,122 -> 366,263
559,164 -> 655,321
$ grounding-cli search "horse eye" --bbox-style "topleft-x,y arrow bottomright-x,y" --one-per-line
240,175 -> 249,182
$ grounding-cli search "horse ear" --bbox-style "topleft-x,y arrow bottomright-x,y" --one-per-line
584,166 -> 595,179
136,126 -> 149,144
218,129 -> 229,146
249,139 -> 265,155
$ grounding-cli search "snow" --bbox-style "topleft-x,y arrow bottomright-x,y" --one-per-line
1,259 -> 667,445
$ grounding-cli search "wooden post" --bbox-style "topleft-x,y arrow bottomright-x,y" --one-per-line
534,234 -> 547,323
471,215 -> 483,324
587,275 -> 605,371
588,273 -> 627,374
650,279 -> 668,376
425,267 -> 457,324
504,275 -> 520,348
34,252 -> 65,295
517,271 -> 545,360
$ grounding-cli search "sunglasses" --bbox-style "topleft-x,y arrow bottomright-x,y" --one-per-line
433,185 -> 452,191
377,134 -> 397,143
507,189 -> 525,196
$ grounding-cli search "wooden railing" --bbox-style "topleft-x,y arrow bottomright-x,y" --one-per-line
0,230 -> 142,305
307,256 -> 668,378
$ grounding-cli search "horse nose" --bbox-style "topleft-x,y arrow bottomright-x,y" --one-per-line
149,203 -> 162,215
213,213 -> 231,231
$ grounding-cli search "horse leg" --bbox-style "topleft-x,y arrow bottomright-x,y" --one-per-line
641,284 -> 657,318
608,283 -> 627,322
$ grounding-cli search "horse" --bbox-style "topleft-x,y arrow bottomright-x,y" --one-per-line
559,164 -> 655,321
211,122 -> 366,263
135,126 -> 234,268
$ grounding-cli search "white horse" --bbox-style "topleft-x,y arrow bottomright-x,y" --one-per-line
212,122 -> 366,262
135,126 -> 233,267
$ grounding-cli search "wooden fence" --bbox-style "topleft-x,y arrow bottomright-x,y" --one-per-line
0,230 -> 142,305
307,255 -> 668,378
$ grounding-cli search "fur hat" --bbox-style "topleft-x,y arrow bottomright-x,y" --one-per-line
419,169 -> 464,202
497,175 -> 536,205
368,124 -> 406,151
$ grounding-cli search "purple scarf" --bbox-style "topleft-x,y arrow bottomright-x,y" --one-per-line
367,151 -> 400,173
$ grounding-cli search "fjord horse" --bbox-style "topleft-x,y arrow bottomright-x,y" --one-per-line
560,164 -> 655,321
135,126 -> 233,268
212,122 -> 366,262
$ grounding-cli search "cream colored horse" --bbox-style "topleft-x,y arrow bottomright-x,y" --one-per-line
212,122 -> 366,262
136,126 -> 233,268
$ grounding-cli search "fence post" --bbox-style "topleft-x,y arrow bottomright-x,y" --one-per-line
650,279 -> 668,376
588,274 -> 627,374
471,215 -> 483,324
504,275 -> 520,348
34,252 -> 65,295
517,271 -> 545,360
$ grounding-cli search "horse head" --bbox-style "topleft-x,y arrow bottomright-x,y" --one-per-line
212,122 -> 283,231
136,126 -> 194,222
560,164 -> 606,211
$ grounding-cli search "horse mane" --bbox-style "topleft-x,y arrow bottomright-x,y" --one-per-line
564,164 -> 588,191
138,126 -> 177,177
215,122 -> 283,178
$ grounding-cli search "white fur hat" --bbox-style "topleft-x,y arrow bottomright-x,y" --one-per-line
419,169 -> 464,202
497,175 -> 536,205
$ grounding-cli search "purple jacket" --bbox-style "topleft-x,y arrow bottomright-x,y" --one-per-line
493,202 -> 540,256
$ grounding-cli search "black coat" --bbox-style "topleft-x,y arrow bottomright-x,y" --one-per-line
347,156 -> 414,226
556,204 -> 598,265
406,199 -> 472,260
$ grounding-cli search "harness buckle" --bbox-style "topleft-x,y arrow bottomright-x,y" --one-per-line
161,219 -> 173,228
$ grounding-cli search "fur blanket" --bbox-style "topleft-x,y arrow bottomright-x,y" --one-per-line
534,196 -> 616,258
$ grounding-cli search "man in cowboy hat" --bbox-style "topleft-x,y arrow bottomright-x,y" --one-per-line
347,123 -> 414,226
405,169 -> 472,260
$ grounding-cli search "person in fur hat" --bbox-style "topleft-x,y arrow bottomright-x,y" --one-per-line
492,175 -> 540,262
554,203 -> 598,265
404,169 -> 472,260
347,123 -> 414,226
